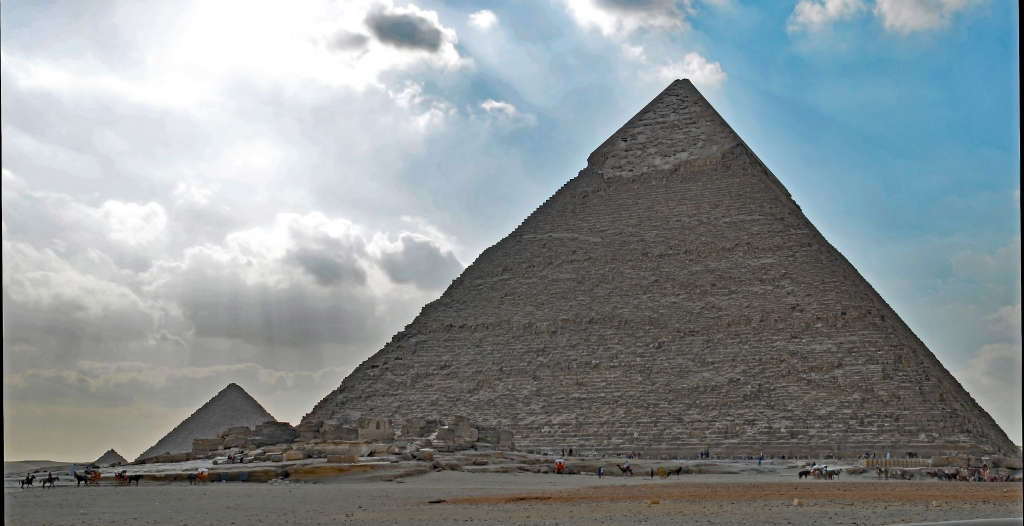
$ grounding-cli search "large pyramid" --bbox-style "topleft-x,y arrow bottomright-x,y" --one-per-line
136,383 -> 275,461
304,80 -> 1016,458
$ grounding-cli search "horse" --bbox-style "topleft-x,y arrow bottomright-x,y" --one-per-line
666,467 -> 684,478
876,467 -> 889,480
41,474 -> 60,488
19,475 -> 36,489
826,469 -> 842,480
188,471 -> 209,485
125,474 -> 143,486
798,469 -> 812,479
616,464 -> 633,477
74,473 -> 91,487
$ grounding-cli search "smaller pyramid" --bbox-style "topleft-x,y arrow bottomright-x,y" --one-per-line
136,383 -> 275,462
95,449 -> 128,466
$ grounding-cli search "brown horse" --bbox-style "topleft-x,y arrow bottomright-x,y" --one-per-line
616,464 -> 633,477
19,475 -> 36,489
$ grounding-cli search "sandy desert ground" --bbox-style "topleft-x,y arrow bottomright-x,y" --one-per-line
5,458 -> 1022,525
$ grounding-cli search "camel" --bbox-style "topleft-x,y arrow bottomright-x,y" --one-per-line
616,464 -> 633,477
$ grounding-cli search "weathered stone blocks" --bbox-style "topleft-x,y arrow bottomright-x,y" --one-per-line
357,417 -> 393,442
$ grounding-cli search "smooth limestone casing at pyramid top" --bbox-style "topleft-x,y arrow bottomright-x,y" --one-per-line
304,80 -> 1017,458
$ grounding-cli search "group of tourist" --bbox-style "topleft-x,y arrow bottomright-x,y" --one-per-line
927,465 -> 1021,483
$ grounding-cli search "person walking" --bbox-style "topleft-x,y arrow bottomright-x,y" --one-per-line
598,467 -> 605,479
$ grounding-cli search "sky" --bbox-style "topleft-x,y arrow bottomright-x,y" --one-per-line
2,0 -> 1020,461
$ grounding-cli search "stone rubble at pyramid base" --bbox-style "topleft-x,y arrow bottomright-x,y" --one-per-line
129,417 -> 515,467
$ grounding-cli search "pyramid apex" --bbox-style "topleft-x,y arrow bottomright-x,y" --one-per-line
586,80 -> 740,179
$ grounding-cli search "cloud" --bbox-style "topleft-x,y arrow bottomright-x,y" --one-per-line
787,0 -> 979,34
477,99 -> 538,127
560,0 -> 692,38
873,0 -> 978,33
986,304 -> 1022,332
366,5 -> 453,52
657,52 -> 727,89
953,342 -> 1023,444
387,82 -> 457,132
3,171 -> 468,375
788,0 -> 866,32
93,201 -> 168,250
378,233 -> 464,290
0,0 -> 467,103
2,240 -> 157,332
329,30 -> 371,52
950,236 -> 1021,293
468,10 -> 499,30
134,211 -> 457,356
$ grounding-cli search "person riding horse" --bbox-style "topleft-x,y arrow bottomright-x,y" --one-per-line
41,472 -> 60,488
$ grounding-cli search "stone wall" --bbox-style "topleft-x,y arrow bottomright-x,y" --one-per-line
192,422 -> 297,459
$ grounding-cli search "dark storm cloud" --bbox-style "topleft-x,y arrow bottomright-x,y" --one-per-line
379,234 -> 463,290
366,9 -> 444,52
290,248 -> 367,286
